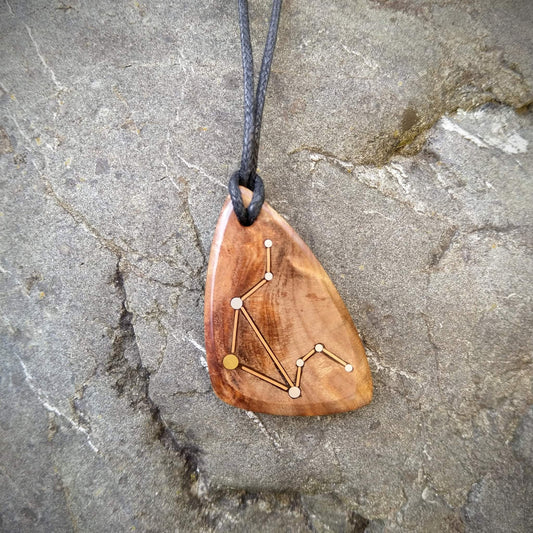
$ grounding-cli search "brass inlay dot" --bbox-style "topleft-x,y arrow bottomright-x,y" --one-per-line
223,354 -> 239,370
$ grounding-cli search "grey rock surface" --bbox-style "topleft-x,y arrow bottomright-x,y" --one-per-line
1,0 -> 532,531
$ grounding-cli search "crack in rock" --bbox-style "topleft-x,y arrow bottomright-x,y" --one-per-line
105,259 -> 207,501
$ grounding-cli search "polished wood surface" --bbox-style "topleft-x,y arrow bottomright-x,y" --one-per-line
204,187 -> 372,415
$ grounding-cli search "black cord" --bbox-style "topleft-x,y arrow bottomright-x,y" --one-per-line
229,0 -> 283,226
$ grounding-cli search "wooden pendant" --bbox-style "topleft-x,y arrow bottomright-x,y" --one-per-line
204,187 -> 372,416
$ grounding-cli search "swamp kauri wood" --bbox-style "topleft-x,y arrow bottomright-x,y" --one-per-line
204,187 -> 372,415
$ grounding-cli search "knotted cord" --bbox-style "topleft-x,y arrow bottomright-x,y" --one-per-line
228,0 -> 283,226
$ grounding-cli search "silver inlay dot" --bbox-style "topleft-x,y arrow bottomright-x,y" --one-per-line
230,297 -> 243,310
296,359 -> 304,367
288,386 -> 301,399
315,343 -> 324,352
264,239 -> 273,248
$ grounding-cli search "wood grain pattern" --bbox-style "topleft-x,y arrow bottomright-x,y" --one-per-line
204,187 -> 372,415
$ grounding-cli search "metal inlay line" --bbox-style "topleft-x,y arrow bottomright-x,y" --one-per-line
322,348 -> 348,366
241,365 -> 289,391
240,306 -> 295,387
241,279 -> 267,301
231,309 -> 239,353
295,366 -> 302,387
302,348 -> 316,362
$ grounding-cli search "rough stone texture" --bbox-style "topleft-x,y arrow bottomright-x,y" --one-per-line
1,0 -> 532,531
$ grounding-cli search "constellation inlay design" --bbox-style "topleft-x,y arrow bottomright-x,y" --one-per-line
205,187 -> 372,415
222,240 -> 354,399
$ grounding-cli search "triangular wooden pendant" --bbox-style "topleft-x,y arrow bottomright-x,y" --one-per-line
204,187 -> 372,415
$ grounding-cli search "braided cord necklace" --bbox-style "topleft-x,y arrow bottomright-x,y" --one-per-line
204,0 -> 373,416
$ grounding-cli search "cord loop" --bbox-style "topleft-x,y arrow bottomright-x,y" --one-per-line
228,170 -> 264,226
